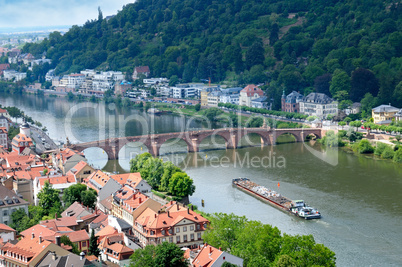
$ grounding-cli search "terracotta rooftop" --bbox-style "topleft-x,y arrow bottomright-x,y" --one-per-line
110,172 -> 142,186
192,244 -> 223,267
65,229 -> 89,243
67,160 -> 89,175
241,84 -> 264,97
37,175 -> 76,187
84,170 -> 110,192
95,225 -> 117,238
0,223 -> 16,232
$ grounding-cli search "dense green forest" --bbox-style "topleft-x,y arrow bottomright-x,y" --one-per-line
22,0 -> 401,110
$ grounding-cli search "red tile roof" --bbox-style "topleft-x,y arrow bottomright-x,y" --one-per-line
95,225 -> 117,238
68,160 -> 90,175
135,66 -> 150,73
84,170 -> 110,192
65,229 -> 89,243
192,244 -> 223,267
241,84 -> 264,97
110,172 -> 142,186
0,223 -> 16,232
38,175 -> 76,187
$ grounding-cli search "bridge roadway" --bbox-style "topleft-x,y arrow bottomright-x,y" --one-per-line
68,127 -> 323,160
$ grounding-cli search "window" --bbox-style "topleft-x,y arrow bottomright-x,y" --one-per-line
183,226 -> 187,232
169,237 -> 173,243
197,233 -> 201,240
162,238 -> 166,242
176,236 -> 180,243
190,225 -> 194,231
190,234 -> 194,241
176,227 -> 180,233
183,235 -> 187,242
3,210 -> 7,216
197,224 -> 200,230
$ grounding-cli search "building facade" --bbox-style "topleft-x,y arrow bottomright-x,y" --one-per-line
299,93 -> 338,119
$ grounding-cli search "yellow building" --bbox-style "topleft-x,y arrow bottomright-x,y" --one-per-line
372,105 -> 400,124
200,89 -> 210,107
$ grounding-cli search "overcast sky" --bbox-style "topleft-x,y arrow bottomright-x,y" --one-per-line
0,0 -> 134,29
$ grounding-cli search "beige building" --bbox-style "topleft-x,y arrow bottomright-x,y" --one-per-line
372,104 -> 400,124
132,202 -> 209,248
239,84 -> 264,107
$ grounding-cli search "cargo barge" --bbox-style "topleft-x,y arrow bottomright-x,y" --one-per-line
232,178 -> 321,219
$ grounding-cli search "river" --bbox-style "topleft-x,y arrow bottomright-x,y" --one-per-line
1,93 -> 401,266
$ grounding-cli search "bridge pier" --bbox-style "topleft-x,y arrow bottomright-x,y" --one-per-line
150,142 -> 160,157
188,138 -> 200,153
226,134 -> 237,149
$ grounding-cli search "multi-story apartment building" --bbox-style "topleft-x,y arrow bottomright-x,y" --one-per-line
239,84 -> 264,107
372,104 -> 400,124
133,202 -> 209,248
299,93 -> 338,119
0,185 -> 29,226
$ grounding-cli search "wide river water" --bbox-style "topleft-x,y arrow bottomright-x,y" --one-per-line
1,93 -> 401,266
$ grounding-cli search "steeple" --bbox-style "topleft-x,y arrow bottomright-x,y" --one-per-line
282,89 -> 286,99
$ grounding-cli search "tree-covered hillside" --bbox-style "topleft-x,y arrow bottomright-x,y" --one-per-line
23,0 -> 401,109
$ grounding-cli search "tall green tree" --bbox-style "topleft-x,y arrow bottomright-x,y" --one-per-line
245,40 -> 264,69
350,68 -> 379,101
329,69 -> 351,98
37,181 -> 62,217
89,229 -> 100,257
168,172 -> 195,197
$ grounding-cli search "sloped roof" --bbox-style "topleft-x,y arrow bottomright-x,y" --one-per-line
62,201 -> 91,220
134,66 -> 150,73
95,225 -> 117,238
192,244 -> 223,267
0,223 -> 16,232
372,104 -> 400,113
303,92 -> 334,104
241,84 -> 264,97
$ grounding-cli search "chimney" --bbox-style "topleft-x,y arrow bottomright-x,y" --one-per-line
55,213 -> 58,219
209,246 -> 212,253
191,205 -> 194,211
167,211 -> 170,217
52,251 -> 57,261
31,233 -> 35,239
219,247 -> 222,251
176,204 -> 179,211
39,236 -> 43,244
139,197 -> 142,204
187,208 -> 190,214
56,236 -> 61,246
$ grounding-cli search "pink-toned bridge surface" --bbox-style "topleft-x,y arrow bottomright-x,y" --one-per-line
69,128 -> 322,160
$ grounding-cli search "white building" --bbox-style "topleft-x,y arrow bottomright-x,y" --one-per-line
143,78 -> 168,85
207,91 -> 221,107
3,70 -> 27,81
33,174 -> 77,205
299,93 -> 338,119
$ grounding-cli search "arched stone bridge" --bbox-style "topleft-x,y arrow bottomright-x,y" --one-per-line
69,128 -> 323,160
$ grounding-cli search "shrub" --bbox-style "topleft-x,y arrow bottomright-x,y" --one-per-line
374,143 -> 387,156
357,139 -> 374,154
381,146 -> 395,159
393,148 -> 402,163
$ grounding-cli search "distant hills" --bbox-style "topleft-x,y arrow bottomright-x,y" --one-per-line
20,0 -> 402,109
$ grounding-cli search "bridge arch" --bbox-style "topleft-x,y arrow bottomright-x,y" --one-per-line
81,147 -> 108,169
198,133 -> 228,151
273,132 -> 300,144
159,137 -> 191,155
237,131 -> 271,148
118,141 -> 150,160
